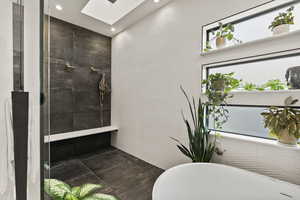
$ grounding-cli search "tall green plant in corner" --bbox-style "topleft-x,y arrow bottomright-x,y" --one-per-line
171,87 -> 216,163
44,179 -> 118,200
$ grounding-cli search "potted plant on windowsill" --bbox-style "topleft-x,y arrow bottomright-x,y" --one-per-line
269,6 -> 294,35
243,82 -> 266,91
242,79 -> 288,92
202,72 -> 241,129
212,23 -> 242,49
264,79 -> 287,90
202,72 -> 241,92
261,96 -> 300,146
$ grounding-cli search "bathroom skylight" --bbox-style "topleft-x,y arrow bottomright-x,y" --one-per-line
107,0 -> 118,3
81,0 -> 147,25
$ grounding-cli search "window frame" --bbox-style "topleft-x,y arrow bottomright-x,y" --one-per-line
201,48 -> 300,106
207,104 -> 300,140
201,0 -> 300,53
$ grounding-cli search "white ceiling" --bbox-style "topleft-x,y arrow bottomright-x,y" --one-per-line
45,0 -> 174,37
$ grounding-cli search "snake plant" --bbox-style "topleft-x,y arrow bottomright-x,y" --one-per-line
171,87 -> 216,163
44,179 -> 118,200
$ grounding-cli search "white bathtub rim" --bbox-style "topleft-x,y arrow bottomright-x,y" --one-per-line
152,162 -> 300,197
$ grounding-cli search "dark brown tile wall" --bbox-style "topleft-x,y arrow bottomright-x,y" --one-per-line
49,133 -> 112,163
13,3 -> 24,91
49,17 -> 112,135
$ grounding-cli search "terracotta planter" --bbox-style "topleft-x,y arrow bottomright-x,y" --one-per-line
211,79 -> 225,91
277,129 -> 298,146
272,24 -> 290,35
216,37 -> 226,48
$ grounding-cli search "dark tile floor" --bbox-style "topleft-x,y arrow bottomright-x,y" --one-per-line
44,147 -> 164,200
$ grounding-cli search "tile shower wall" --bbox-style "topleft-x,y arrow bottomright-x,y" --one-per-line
13,3 -> 23,91
50,17 -> 111,135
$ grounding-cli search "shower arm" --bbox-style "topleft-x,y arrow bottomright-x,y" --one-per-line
90,66 -> 100,72
65,64 -> 76,68
64,63 -> 76,71
64,63 -> 102,72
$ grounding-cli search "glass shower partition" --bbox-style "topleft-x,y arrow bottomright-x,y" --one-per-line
42,0 -> 51,200
42,0 -> 115,198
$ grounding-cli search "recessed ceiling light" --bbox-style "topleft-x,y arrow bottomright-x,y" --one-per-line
111,27 -> 116,32
154,0 -> 160,3
55,4 -> 63,11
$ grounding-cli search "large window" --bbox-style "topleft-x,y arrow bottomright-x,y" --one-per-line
208,106 -> 270,139
202,49 -> 300,139
202,0 -> 300,53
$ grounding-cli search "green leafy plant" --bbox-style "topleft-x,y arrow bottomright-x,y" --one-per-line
202,72 -> 241,128
213,23 -> 234,41
242,80 -> 287,92
171,87 -> 216,163
264,79 -> 287,90
212,23 -> 242,43
44,179 -> 118,200
243,82 -> 257,91
261,96 -> 300,140
202,72 -> 241,93
243,82 -> 266,91
269,6 -> 294,30
203,23 -> 242,52
204,41 -> 212,52
256,85 -> 266,91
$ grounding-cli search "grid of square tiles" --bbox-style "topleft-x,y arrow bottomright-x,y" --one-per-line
49,17 -> 111,134
46,147 -> 164,200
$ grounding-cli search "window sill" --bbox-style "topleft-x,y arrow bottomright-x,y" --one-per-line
213,131 -> 300,151
200,29 -> 300,56
200,90 -> 300,106
229,89 -> 300,105
204,89 -> 300,96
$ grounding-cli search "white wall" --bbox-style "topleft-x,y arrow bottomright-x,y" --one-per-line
24,0 -> 41,199
0,0 -> 14,199
111,0 -> 300,185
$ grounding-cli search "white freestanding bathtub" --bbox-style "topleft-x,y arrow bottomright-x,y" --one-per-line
153,163 -> 300,200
